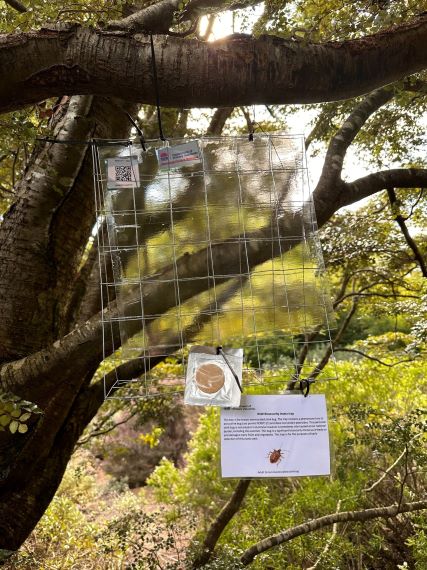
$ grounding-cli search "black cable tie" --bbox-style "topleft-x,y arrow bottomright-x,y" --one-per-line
299,379 -> 313,398
125,112 -> 146,151
216,346 -> 243,393
149,33 -> 166,142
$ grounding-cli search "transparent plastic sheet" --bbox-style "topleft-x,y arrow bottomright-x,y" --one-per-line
92,135 -> 337,399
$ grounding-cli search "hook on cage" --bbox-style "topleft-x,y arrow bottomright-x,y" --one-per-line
125,112 -> 146,151
298,378 -> 314,397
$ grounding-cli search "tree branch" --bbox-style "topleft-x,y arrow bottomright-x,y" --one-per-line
240,500 -> 427,565
364,448 -> 408,493
206,107 -> 234,135
334,348 -> 416,368
315,86 -> 396,194
4,0 -> 27,13
387,188 -> 427,278
193,479 -> 251,568
0,307 -> 113,405
107,0 -> 182,33
2,15 -> 427,114
339,168 -> 427,212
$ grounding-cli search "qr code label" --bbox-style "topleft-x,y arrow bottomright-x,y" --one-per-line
114,165 -> 132,182
107,157 -> 140,188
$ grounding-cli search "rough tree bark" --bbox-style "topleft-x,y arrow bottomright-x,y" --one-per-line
1,14 -> 427,112
240,500 -> 427,565
0,94 -> 137,553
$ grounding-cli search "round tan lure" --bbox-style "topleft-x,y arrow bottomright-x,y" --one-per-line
195,362 -> 225,394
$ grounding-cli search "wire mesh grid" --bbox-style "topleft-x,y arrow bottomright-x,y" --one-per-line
92,134 -> 337,399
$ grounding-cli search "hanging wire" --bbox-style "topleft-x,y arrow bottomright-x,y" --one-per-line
125,112 -> 146,151
249,104 -> 256,141
149,33 -> 166,141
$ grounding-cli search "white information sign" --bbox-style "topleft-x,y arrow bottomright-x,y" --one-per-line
156,141 -> 201,170
220,395 -> 330,478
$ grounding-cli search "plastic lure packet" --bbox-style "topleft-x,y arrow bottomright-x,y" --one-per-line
184,346 -> 243,408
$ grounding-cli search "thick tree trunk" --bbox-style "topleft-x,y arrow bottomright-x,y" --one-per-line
1,15 -> 427,113
0,95 -> 137,553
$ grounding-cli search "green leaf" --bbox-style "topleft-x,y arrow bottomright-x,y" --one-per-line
18,423 -> 28,434
10,409 -> 21,418
19,412 -> 31,422
0,415 -> 10,426
9,420 -> 18,434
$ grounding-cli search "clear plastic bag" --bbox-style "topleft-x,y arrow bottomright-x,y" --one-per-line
184,346 -> 243,407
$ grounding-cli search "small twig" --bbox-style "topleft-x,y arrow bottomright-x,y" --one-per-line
265,105 -> 279,120
22,142 -> 29,169
289,269 -> 354,388
198,14 -> 215,40
334,348 -> 416,368
11,146 -> 19,188
307,500 -> 342,570
77,409 -> 139,445
168,18 -> 199,37
307,298 -> 358,380
0,184 -> 14,195
387,188 -> 427,278
397,446 -> 410,511
408,188 -> 424,218
363,448 -> 408,493
240,107 -> 254,136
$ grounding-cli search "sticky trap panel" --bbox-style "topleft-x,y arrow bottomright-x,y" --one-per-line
93,135 -> 337,399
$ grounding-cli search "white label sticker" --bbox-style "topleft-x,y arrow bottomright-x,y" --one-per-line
156,141 -> 201,170
107,156 -> 140,188
220,394 -> 330,478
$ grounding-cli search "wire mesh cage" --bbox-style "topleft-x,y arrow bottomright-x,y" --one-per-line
92,134 -> 337,399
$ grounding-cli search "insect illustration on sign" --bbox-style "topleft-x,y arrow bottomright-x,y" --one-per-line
267,446 -> 289,466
